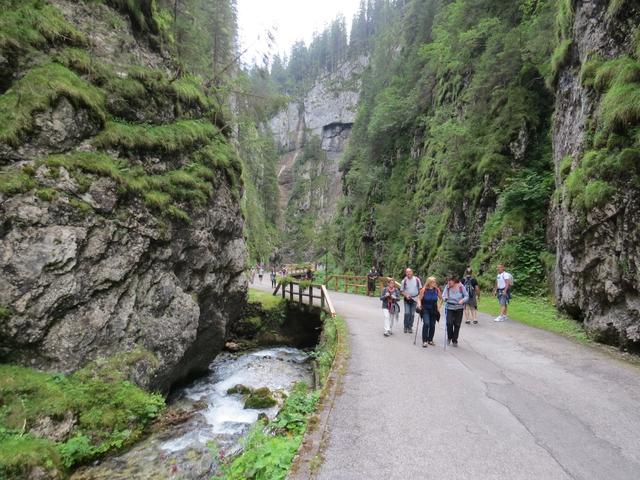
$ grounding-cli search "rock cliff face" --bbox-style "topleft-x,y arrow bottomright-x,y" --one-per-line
0,0 -> 247,391
268,59 -> 365,259
552,0 -> 640,349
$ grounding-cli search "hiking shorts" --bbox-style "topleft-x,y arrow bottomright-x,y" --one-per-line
467,296 -> 477,309
497,289 -> 510,306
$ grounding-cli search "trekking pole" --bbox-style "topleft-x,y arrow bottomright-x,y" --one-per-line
443,305 -> 448,350
413,311 -> 420,345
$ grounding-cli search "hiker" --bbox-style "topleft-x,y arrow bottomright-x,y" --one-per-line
400,268 -> 422,334
494,264 -> 513,322
417,276 -> 441,347
366,267 -> 379,296
258,265 -> 264,283
250,268 -> 256,283
462,268 -> 480,325
442,275 -> 469,346
380,278 -> 400,337
270,269 -> 277,288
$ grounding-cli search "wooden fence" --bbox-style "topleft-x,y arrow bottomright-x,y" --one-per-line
273,281 -> 336,317
323,275 -> 401,295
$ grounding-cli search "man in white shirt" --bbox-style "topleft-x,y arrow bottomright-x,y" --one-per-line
494,264 -> 513,322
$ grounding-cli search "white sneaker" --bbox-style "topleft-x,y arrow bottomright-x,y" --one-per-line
494,315 -> 505,322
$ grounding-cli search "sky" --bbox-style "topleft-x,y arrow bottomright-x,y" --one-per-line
236,0 -> 361,66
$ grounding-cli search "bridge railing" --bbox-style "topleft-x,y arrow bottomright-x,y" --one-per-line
273,280 -> 336,317
323,275 -> 401,295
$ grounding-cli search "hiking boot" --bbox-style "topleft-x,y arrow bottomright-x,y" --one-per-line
473,320 -> 478,324
452,341 -> 458,347
465,320 -> 471,325
428,341 -> 435,346
422,342 -> 428,348
384,331 -> 390,337
494,315 -> 505,322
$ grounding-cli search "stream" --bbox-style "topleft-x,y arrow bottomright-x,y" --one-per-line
72,347 -> 314,480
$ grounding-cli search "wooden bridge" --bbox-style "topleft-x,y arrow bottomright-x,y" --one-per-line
273,280 -> 336,317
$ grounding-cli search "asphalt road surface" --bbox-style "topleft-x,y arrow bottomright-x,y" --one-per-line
312,291 -> 640,480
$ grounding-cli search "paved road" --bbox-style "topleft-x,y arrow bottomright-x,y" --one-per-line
310,291 -> 640,480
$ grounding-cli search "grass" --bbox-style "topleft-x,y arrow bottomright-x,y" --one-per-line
43,150 -> 224,220
173,75 -> 211,108
93,119 -> 218,152
248,288 -> 284,310
0,348 -> 165,478
0,63 -> 106,147
0,168 -> 36,195
477,295 -> 589,343
0,0 -> 86,54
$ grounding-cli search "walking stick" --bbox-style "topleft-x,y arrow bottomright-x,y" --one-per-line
443,305 -> 448,350
413,311 -> 421,345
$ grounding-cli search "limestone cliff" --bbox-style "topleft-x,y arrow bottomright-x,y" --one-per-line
552,0 -> 640,349
0,0 -> 247,392
268,58 -> 366,260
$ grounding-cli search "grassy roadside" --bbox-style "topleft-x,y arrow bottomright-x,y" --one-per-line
216,290 -> 347,479
248,288 -> 284,310
477,295 -> 589,342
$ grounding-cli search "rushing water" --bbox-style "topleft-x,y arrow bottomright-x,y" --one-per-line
72,347 -> 314,480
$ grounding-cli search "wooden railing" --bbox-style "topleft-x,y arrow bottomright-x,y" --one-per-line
323,275 -> 401,295
273,281 -> 336,317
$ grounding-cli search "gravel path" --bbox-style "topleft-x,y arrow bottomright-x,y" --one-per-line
312,291 -> 640,480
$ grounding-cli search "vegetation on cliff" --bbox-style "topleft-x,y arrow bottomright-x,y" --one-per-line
0,350 -> 164,478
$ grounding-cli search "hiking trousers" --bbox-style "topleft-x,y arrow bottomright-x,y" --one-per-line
446,308 -> 464,342
404,300 -> 417,330
383,308 -> 399,333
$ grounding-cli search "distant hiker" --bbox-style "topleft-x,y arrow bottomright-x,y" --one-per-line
366,267 -> 379,296
400,268 -> 422,334
494,264 -> 513,322
250,268 -> 256,283
258,266 -> 264,283
442,275 -> 469,347
462,268 -> 480,325
417,276 -> 441,347
381,278 -> 400,337
270,269 -> 277,288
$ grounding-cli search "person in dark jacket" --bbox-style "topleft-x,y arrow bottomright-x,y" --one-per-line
366,267 -> 379,296
380,278 -> 400,337
417,276 -> 442,347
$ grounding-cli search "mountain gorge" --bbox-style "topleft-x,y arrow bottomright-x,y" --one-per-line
265,0 -> 640,350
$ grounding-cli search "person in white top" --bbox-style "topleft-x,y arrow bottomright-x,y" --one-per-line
494,264 -> 513,322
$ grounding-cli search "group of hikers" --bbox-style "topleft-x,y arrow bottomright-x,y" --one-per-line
250,264 -> 315,289
377,265 -> 513,348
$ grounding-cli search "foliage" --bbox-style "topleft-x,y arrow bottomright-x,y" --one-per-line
217,383 -> 318,480
564,54 -> 640,212
0,351 -> 165,476
332,0 -> 555,294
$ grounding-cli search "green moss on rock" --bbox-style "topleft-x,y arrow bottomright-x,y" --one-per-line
227,384 -> 252,395
243,387 -> 277,409
0,63 -> 106,147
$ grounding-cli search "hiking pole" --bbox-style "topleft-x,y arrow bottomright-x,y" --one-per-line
413,311 -> 421,345
443,305 -> 448,350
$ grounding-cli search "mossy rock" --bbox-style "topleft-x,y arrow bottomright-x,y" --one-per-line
243,387 -> 277,409
226,384 -> 251,395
